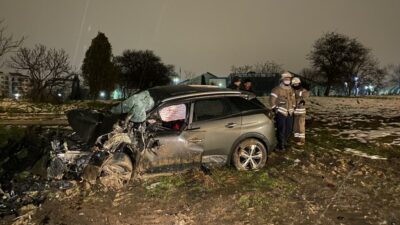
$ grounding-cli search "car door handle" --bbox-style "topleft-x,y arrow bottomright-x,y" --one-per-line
188,138 -> 203,143
225,122 -> 237,128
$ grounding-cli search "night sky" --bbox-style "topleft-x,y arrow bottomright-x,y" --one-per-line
1,0 -> 399,75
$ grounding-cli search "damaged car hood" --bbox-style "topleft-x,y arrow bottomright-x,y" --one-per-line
66,109 -> 123,145
67,90 -> 156,145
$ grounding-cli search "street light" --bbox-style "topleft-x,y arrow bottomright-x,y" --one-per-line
99,91 -> 106,98
354,76 -> 359,96
172,77 -> 180,85
14,93 -> 21,100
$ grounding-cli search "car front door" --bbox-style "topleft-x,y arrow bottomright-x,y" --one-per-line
188,97 -> 242,165
141,102 -> 205,173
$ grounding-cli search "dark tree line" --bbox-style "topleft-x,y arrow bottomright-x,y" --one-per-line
5,28 -> 395,101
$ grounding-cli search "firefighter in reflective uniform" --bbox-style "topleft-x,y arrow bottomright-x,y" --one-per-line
292,77 -> 309,145
270,72 -> 296,152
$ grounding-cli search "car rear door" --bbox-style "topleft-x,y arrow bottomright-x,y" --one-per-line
188,97 -> 242,165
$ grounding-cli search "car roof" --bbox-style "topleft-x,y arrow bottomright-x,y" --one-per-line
148,85 -> 243,104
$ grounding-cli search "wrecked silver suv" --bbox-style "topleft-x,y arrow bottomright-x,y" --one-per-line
47,85 -> 276,189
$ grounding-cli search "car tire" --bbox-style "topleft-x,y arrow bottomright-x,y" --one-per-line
232,138 -> 267,171
99,152 -> 133,189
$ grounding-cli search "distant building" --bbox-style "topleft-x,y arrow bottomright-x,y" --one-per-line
0,71 -> 10,98
180,72 -> 228,87
10,72 -> 31,97
0,71 -> 31,98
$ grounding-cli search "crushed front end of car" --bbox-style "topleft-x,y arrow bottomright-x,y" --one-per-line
47,90 -> 204,189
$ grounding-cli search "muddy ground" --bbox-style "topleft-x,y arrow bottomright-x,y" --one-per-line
1,96 -> 400,225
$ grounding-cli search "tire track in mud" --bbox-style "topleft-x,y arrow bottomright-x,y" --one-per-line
322,153 -> 397,224
108,189 -> 191,225
316,158 -> 360,224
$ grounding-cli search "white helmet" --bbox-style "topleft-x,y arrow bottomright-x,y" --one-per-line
291,77 -> 301,85
280,71 -> 292,80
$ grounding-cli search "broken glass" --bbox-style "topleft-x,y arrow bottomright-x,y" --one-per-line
111,90 -> 155,123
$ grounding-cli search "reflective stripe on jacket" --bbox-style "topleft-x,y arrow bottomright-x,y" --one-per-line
270,85 -> 295,116
294,88 -> 309,115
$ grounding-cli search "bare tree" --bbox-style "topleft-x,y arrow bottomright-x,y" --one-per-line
386,64 -> 400,87
9,44 -> 71,101
308,32 -> 382,96
300,68 -> 327,83
231,60 -> 283,74
183,70 -> 196,80
0,20 -> 24,67
253,61 -> 284,74
230,65 -> 253,74
355,58 -> 385,91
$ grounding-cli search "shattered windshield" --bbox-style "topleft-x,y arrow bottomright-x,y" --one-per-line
110,90 -> 155,123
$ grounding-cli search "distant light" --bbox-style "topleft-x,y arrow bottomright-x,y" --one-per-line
354,77 -> 359,81
344,82 -> 348,86
365,86 -> 369,90
369,85 -> 373,89
99,91 -> 106,98
173,77 -> 180,84
218,83 -> 223,87
57,93 -> 62,97
14,93 -> 21,99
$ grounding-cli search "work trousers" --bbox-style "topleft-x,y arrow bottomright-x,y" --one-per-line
275,113 -> 293,149
293,114 -> 306,143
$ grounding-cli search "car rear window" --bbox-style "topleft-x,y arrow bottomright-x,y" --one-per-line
193,98 -> 237,122
228,96 -> 264,112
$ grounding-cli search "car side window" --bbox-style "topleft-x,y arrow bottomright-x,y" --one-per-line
228,96 -> 264,112
193,98 -> 237,122
156,103 -> 187,131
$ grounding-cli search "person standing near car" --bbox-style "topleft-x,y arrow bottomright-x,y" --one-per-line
270,72 -> 295,152
292,77 -> 309,145
241,78 -> 253,93
228,76 -> 241,90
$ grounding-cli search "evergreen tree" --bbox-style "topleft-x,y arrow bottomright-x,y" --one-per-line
81,32 -> 117,98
